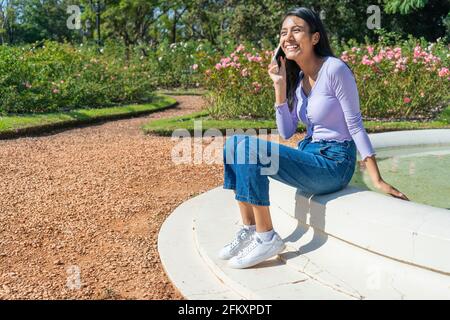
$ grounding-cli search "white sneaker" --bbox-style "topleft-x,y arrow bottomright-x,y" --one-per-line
218,227 -> 255,260
228,232 -> 286,269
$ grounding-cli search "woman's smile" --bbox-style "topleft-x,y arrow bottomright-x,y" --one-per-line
285,44 -> 299,52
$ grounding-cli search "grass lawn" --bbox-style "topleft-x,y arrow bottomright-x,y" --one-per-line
0,95 -> 177,138
155,87 -> 208,96
142,105 -> 450,136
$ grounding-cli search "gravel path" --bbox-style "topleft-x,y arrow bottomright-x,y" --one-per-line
0,96 -> 303,299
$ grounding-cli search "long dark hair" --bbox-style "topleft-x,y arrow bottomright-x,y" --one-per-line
281,7 -> 336,112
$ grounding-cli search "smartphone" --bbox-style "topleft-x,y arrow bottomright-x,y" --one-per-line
272,44 -> 285,68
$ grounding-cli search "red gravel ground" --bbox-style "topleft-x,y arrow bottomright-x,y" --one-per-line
0,95 -> 304,299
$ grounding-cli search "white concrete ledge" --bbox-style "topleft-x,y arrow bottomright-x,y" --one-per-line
159,129 -> 450,299
192,188 -> 352,299
369,129 -> 450,149
271,129 -> 450,273
158,197 -> 243,299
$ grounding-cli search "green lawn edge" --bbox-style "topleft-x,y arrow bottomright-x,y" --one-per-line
155,87 -> 208,96
142,106 -> 450,136
0,94 -> 177,139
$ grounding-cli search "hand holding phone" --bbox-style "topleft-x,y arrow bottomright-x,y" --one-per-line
271,44 -> 285,69
268,45 -> 287,89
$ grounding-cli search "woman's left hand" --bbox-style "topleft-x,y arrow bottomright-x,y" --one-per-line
374,180 -> 409,201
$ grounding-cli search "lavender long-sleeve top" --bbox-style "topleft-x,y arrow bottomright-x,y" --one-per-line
275,56 -> 376,161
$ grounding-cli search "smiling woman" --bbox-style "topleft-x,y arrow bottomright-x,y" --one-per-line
219,6 -> 409,270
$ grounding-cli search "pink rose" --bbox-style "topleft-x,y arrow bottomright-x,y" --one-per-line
252,82 -> 262,93
373,54 -> 383,63
438,67 -> 449,78
236,44 -> 245,53
413,46 -> 422,59
362,55 -> 374,66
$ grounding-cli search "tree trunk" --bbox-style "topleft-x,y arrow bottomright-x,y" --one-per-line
171,13 -> 177,44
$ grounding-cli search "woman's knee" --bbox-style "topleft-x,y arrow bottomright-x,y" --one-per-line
224,134 -> 247,164
224,134 -> 250,155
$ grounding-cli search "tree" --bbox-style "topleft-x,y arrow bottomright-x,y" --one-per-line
382,0 -> 450,42
0,0 -> 17,44
384,0 -> 429,14
13,0 -> 82,43
99,0 -> 165,57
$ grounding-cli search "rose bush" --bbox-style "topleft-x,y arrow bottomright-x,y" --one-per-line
203,36 -> 449,120
0,40 -> 157,115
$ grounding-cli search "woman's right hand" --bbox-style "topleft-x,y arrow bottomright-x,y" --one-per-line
267,56 -> 287,90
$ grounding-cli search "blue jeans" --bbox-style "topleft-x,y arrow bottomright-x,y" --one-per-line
223,134 -> 357,206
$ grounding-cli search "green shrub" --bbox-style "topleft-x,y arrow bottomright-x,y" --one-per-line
0,41 -> 156,115
202,35 -> 449,120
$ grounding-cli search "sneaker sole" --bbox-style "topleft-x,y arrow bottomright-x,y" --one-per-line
228,242 -> 286,269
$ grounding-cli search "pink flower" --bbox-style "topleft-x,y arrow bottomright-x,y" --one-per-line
24,82 -> 32,89
52,88 -> 60,94
413,46 -> 422,59
191,64 -> 198,70
438,67 -> 449,78
367,46 -> 374,55
247,55 -> 262,63
60,80 -> 65,84
215,63 -> 222,70
341,51 -> 349,62
241,68 -> 249,77
252,81 -> 262,93
386,49 -> 394,60
236,44 -> 245,53
403,97 -> 411,104
362,55 -> 374,66
233,55 -> 239,62
373,54 -> 383,63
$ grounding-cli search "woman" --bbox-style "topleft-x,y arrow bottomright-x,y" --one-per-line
219,7 -> 409,269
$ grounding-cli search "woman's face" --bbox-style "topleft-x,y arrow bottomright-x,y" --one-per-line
280,16 -> 319,61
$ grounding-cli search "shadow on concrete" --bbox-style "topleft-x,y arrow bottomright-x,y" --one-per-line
283,186 -> 367,259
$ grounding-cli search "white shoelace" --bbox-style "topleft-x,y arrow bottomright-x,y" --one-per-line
229,229 -> 250,250
237,236 -> 260,258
